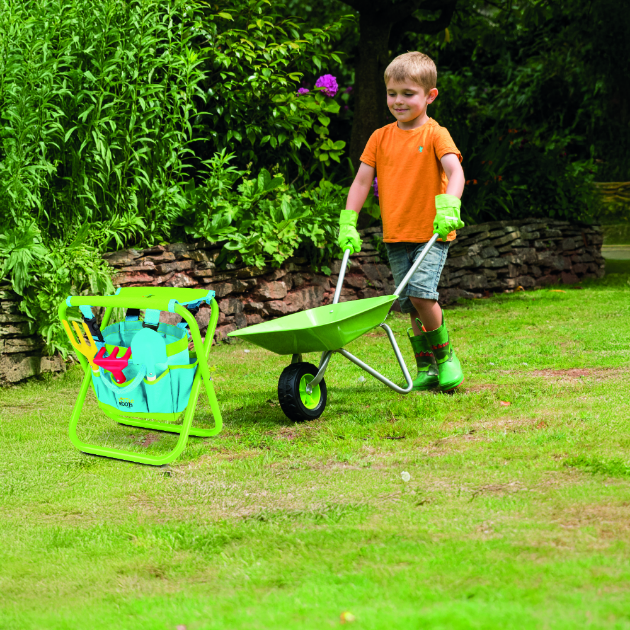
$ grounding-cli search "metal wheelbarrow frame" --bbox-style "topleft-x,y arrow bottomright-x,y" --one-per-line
59,287 -> 223,465
228,234 -> 439,420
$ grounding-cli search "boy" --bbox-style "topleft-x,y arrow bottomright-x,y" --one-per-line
338,51 -> 465,392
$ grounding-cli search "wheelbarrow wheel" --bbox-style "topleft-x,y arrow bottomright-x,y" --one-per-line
278,362 -> 327,422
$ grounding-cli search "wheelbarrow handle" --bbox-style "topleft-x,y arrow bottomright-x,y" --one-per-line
332,248 -> 352,305
393,233 -> 440,297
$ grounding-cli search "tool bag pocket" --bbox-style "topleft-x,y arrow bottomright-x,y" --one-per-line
92,358 -> 198,415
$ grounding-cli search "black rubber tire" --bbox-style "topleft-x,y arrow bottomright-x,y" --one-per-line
278,362 -> 327,422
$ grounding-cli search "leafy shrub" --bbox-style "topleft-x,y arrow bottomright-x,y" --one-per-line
0,0 -> 349,247
0,223 -> 114,355
452,125 -> 598,225
174,151 -> 345,273
0,0 -> 212,246
195,0 -> 350,179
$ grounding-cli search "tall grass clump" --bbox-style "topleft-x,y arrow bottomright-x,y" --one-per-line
0,0 -> 210,247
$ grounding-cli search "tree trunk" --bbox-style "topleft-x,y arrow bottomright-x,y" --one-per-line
349,11 -> 393,170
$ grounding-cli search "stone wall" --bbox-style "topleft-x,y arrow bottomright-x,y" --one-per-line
0,283 -> 64,383
0,218 -> 605,384
101,237 -> 392,343
101,218 -> 604,342
439,219 -> 605,303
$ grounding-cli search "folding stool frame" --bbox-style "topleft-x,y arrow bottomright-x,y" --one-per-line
58,287 -> 222,466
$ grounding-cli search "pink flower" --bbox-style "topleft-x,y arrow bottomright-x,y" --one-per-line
297,87 -> 310,95
314,74 -> 338,98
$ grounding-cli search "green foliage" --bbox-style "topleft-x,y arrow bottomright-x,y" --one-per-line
0,0 -> 350,247
0,222 -> 114,355
451,125 -> 598,225
194,0 -> 350,178
0,0 -> 212,245
0,223 -> 48,295
174,151 -> 345,271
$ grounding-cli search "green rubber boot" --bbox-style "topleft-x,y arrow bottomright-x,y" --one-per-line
407,327 -> 439,391
422,315 -> 464,391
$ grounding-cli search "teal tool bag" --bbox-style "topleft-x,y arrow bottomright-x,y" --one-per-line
91,308 -> 201,415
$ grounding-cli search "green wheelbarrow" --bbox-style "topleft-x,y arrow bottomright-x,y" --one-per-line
228,234 -> 439,421
59,287 -> 222,466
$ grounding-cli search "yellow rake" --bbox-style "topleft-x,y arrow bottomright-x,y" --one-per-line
62,320 -> 100,372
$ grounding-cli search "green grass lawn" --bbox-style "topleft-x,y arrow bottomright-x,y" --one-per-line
2,267 -> 630,630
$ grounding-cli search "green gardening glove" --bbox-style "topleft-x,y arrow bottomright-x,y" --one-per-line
337,210 -> 362,255
434,194 -> 465,241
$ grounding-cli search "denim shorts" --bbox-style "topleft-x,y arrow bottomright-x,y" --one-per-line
385,241 -> 450,312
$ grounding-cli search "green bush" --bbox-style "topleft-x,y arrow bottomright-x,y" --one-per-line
0,0 -> 349,246
174,150 -> 346,273
0,223 -> 113,356
0,0 -> 212,246
194,0 -> 350,178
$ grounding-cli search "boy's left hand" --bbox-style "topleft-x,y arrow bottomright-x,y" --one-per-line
434,194 -> 465,240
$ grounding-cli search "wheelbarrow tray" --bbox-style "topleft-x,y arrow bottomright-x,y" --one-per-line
228,294 -> 398,355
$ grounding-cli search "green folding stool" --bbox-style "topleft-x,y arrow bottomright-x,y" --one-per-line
58,287 -> 222,466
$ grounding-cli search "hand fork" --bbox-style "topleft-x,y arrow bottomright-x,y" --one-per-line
62,320 -> 100,372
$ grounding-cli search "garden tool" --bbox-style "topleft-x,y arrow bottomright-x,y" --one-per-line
62,320 -> 100,372
130,327 -> 167,381
421,314 -> 464,391
93,346 -> 131,384
407,327 -> 439,391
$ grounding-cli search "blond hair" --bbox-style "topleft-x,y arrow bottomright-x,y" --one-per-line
384,51 -> 437,93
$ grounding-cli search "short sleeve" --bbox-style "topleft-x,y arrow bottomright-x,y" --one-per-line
433,126 -> 462,162
359,129 -> 379,168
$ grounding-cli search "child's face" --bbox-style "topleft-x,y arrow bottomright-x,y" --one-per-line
386,80 -> 438,124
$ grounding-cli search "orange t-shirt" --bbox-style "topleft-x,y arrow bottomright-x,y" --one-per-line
360,118 -> 462,243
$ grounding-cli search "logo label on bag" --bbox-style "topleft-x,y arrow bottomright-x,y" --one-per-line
118,397 -> 135,408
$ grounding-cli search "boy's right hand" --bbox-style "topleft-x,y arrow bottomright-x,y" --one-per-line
337,210 -> 362,255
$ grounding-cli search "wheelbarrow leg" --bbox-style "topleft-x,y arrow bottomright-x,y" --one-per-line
305,350 -> 334,394
336,323 -> 415,394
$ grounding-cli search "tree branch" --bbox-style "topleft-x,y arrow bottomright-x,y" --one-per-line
390,0 -> 457,43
